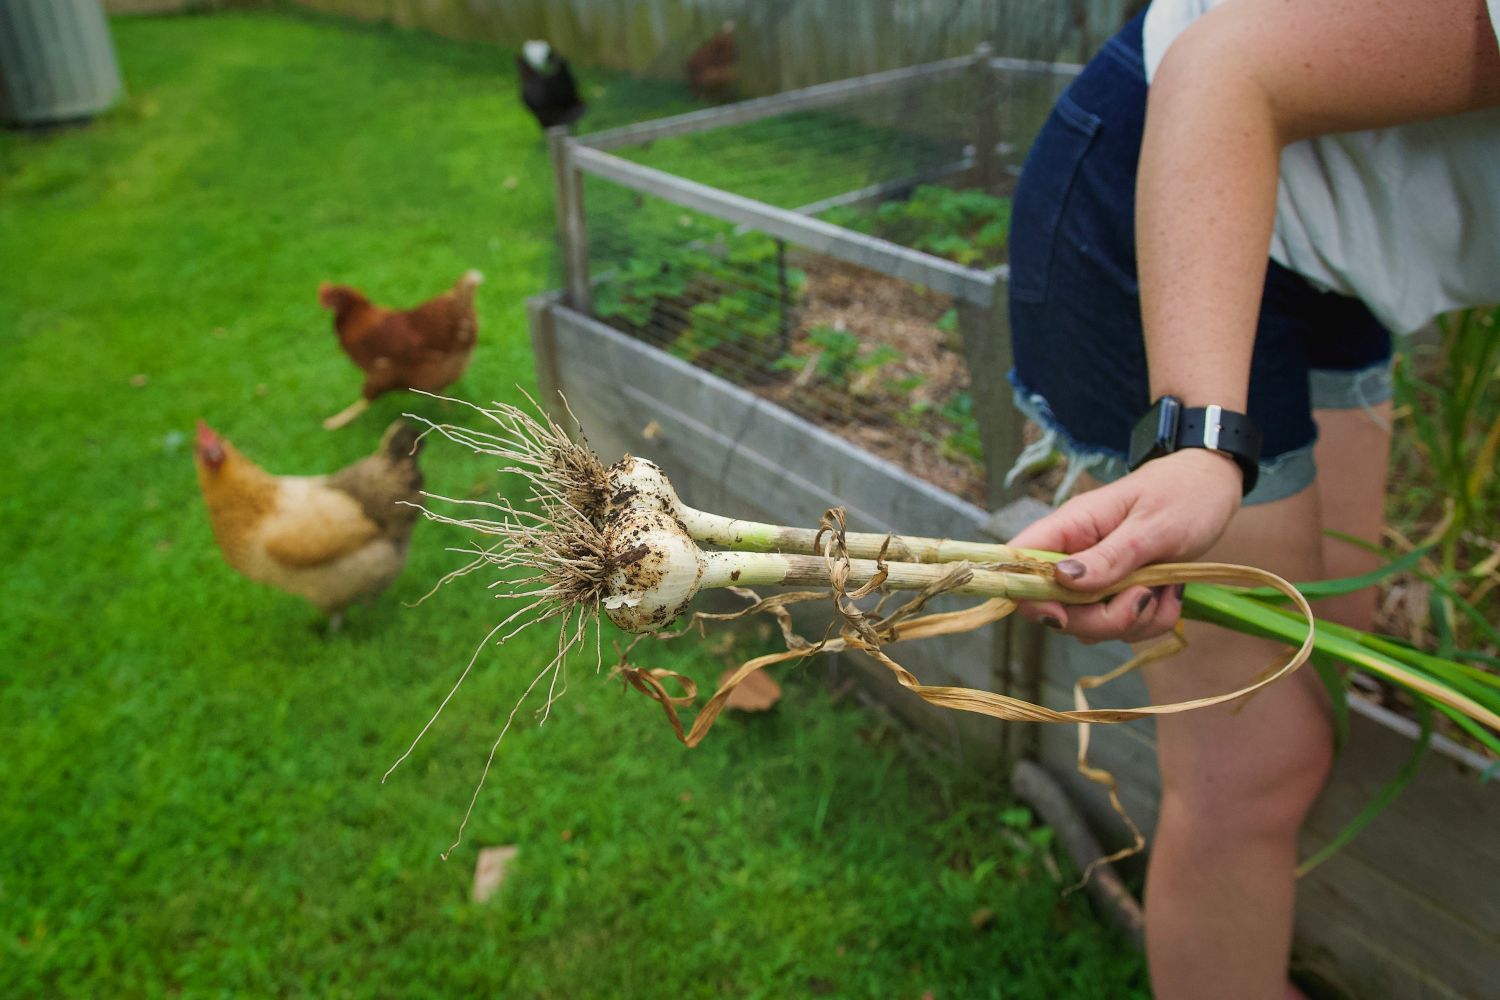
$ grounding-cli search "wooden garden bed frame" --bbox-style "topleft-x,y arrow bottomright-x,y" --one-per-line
531,51 -> 1499,998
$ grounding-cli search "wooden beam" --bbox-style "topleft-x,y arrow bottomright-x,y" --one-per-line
525,290 -> 567,426
581,55 -> 976,152
547,127 -> 592,314
969,43 -> 1002,191
570,144 -> 996,305
957,297 -> 1023,504
987,55 -> 1083,78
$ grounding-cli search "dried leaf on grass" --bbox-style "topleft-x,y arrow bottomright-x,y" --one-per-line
472,844 -> 518,903
719,667 -> 782,712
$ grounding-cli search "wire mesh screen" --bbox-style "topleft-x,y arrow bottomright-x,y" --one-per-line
575,60 -> 1075,505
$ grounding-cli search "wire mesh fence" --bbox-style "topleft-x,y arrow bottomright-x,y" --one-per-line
564,53 -> 1076,505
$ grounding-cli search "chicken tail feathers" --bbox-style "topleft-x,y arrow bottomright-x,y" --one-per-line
382,419 -> 425,462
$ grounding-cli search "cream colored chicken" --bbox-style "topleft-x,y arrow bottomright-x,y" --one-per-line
193,419 -> 424,628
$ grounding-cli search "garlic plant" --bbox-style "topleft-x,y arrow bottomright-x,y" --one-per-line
395,393 -> 1500,858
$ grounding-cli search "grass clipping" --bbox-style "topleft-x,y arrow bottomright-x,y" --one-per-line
393,394 -> 1314,868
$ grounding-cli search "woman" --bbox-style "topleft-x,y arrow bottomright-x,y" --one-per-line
1005,1 -> 1500,996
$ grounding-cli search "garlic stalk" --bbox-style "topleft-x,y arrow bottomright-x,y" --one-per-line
597,505 -> 1079,634
607,455 -> 1026,564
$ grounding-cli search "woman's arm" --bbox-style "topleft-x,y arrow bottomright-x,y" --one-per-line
1013,0 -> 1500,641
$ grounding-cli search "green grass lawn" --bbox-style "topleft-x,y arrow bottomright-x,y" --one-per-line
0,11 -> 1143,997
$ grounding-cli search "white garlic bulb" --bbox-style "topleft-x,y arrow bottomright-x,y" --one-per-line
603,506 -> 703,633
606,456 -> 683,519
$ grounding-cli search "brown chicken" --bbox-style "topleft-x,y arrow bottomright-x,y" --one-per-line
685,20 -> 737,101
194,419 -> 425,628
318,269 -> 483,430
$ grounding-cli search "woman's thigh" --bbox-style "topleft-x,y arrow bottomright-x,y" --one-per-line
1143,487 -> 1335,832
1313,402 -> 1394,630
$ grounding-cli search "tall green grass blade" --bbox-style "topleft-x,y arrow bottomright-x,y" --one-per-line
1183,585 -> 1500,743
1346,630 -> 1500,696
1310,531 -> 1500,649
1426,573 -> 1500,649
1452,649 -> 1500,669
1294,703 -> 1431,878
1233,599 -> 1500,718
1468,411 -> 1500,501
1309,655 -> 1351,755
1239,542 -> 1431,602
1430,589 -> 1457,660
1429,700 -> 1500,758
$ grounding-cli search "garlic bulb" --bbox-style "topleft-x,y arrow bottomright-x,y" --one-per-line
606,455 -> 682,520
603,506 -> 704,633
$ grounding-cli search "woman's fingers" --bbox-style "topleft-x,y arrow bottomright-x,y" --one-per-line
1022,584 -> 1183,643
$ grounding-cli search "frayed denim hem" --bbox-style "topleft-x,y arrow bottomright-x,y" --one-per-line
1005,373 -> 1130,505
1310,360 -> 1394,434
1006,370 -> 1318,507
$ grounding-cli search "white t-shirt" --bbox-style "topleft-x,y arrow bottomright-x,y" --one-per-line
1143,0 -> 1500,334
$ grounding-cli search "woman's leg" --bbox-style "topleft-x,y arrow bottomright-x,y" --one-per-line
1139,402 -> 1392,999
1141,486 -> 1333,1000
1311,402 -> 1393,630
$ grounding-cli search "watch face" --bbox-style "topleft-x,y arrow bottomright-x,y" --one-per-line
1128,396 -> 1181,470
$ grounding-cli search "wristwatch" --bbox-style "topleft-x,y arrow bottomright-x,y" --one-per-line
1127,395 -> 1263,496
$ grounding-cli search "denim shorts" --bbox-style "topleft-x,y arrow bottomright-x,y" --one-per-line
1006,11 -> 1393,505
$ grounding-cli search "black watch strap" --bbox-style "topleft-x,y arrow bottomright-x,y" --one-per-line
1178,405 -> 1261,494
1128,396 -> 1263,496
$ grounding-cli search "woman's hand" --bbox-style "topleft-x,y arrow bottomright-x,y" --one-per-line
1009,449 -> 1243,643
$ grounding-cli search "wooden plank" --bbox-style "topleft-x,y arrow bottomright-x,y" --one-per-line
969,44 -> 1002,191
987,55 -> 1084,77
1302,710 -> 1500,935
524,292 -> 564,423
580,55 -> 976,151
1348,694 -> 1494,773
547,131 -> 593,313
1295,849 -> 1500,1000
569,145 -> 996,306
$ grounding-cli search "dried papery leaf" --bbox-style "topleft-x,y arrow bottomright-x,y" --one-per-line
472,845 -> 519,903
720,668 -> 782,712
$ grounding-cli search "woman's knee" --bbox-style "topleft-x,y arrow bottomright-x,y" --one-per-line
1158,694 -> 1334,843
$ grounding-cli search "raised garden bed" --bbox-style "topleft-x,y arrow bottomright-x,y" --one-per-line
535,52 -> 1499,1000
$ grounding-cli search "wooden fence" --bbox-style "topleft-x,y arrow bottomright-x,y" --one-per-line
109,0 -> 1131,95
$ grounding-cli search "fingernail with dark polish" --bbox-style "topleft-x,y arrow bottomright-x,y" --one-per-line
1040,615 -> 1063,630
1056,559 -> 1085,581
1135,592 -> 1153,617
1172,583 -> 1186,601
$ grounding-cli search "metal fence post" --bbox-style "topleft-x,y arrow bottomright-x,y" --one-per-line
547,125 -> 593,315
